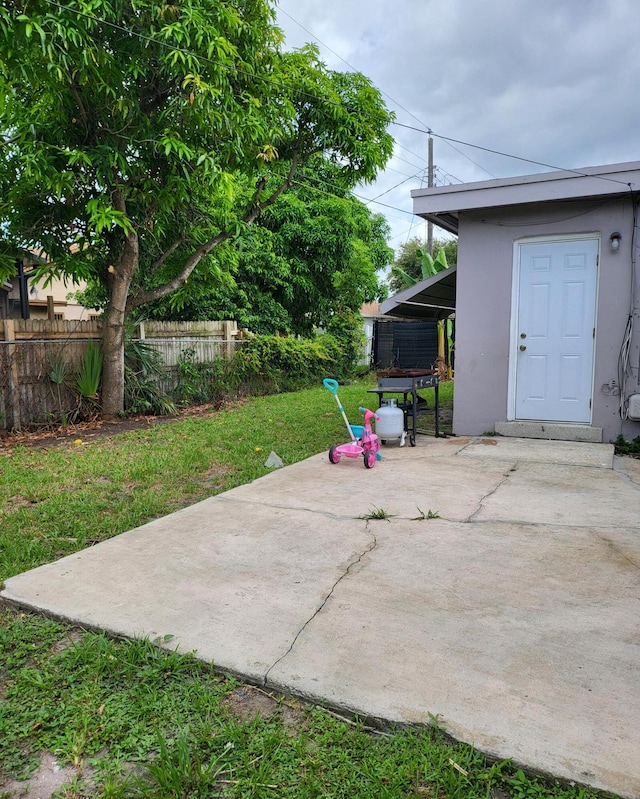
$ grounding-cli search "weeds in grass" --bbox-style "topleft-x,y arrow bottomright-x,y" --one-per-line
132,728 -> 225,797
0,609 -> 606,799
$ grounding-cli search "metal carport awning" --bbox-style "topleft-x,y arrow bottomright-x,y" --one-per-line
380,266 -> 456,320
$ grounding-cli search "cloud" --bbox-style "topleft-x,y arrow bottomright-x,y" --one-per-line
276,0 -> 640,253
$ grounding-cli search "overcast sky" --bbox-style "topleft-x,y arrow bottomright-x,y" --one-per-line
275,0 -> 640,254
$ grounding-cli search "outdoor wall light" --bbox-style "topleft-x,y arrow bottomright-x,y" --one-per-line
609,232 -> 622,252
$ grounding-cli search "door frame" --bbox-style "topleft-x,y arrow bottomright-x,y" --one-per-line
507,232 -> 600,422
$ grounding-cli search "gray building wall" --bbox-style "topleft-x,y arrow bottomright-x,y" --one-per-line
453,196 -> 640,443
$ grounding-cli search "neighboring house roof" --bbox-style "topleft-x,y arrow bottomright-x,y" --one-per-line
360,301 -> 408,321
380,266 -> 456,320
411,160 -> 640,235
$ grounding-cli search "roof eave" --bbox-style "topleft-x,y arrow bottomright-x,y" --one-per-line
380,266 -> 457,320
411,160 -> 640,224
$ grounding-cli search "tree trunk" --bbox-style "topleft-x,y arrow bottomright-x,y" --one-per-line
101,234 -> 139,419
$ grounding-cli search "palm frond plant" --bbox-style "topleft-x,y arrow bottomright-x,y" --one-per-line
75,341 -> 103,401
73,340 -> 103,420
124,316 -> 177,416
47,350 -> 71,427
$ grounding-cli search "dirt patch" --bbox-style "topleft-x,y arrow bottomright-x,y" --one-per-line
5,495 -> 36,510
222,685 -> 306,733
223,685 -> 280,723
49,629 -> 84,655
0,751 -> 79,799
0,402 -> 239,452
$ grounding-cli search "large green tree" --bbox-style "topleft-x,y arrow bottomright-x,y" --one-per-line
0,0 -> 394,416
150,166 -> 392,334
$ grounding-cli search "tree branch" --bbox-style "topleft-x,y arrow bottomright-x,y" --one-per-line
69,81 -> 90,134
150,236 -> 185,272
245,151 -> 301,225
128,153 -> 303,310
127,230 -> 231,309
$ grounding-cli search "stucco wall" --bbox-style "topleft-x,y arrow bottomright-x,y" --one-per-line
453,196 -> 640,442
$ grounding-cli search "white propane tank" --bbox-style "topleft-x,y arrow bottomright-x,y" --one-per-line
375,398 -> 404,442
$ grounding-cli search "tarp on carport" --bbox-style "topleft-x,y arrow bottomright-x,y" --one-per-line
380,266 -> 456,320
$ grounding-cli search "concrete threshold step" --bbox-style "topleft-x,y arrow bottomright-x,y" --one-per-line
495,421 -> 603,443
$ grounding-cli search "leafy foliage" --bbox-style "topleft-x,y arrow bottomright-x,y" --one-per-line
174,348 -> 228,408
164,326 -> 365,412
148,167 -> 393,335
231,333 -> 342,394
325,309 -> 367,379
613,434 -> 640,457
389,237 -> 457,293
0,0 -> 394,415
123,323 -> 178,416
74,340 -> 102,400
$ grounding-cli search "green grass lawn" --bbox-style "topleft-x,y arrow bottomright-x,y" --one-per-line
0,379 -> 607,798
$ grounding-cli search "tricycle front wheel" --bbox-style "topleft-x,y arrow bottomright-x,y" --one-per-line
364,450 -> 376,469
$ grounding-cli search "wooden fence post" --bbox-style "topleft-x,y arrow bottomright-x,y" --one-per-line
1,319 -> 21,432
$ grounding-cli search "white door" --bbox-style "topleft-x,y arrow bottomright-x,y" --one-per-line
514,238 -> 598,423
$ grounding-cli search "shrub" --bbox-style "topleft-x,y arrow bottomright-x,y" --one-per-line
123,322 -> 177,416
174,348 -> 228,408
613,434 -> 640,457
230,334 -> 341,395
324,310 -> 366,380
75,340 -> 103,402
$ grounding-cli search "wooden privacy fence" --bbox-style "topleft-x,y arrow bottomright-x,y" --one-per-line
0,319 -> 243,431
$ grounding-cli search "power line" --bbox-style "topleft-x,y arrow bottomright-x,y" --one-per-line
393,122 -> 635,188
277,5 -> 436,136
393,141 -> 431,169
297,171 -> 417,219
36,1 -> 634,195
276,4 -> 497,178
390,153 -> 425,172
437,137 -> 497,179
363,170 -> 426,205
385,164 -> 422,180
435,165 -> 463,184
291,178 -> 415,222
277,4 -> 630,186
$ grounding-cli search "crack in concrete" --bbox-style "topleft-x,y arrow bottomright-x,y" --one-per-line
263,528 -> 378,685
215,494 -> 365,522
453,438 -> 475,455
465,465 -> 517,522
612,459 -> 640,489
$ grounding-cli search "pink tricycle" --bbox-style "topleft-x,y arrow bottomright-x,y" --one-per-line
323,378 -> 381,469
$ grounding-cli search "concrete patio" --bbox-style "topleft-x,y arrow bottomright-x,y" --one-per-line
2,436 -> 639,798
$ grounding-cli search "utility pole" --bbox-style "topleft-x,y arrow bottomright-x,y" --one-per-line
427,135 -> 434,256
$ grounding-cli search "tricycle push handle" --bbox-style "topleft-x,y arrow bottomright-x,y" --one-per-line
323,378 -> 339,395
